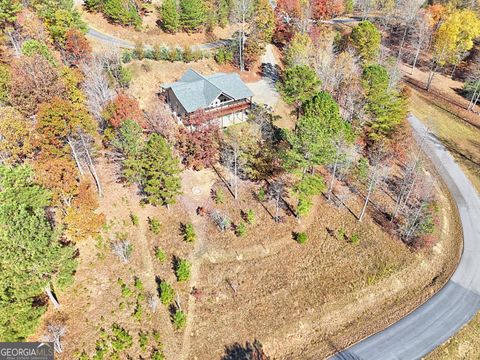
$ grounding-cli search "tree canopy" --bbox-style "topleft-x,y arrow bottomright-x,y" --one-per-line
0,165 -> 76,341
350,20 -> 381,64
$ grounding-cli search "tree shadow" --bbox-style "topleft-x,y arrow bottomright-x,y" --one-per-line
221,339 -> 270,360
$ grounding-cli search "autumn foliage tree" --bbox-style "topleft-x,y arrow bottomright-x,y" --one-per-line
103,93 -> 146,128
64,28 -> 92,66
0,107 -> 33,164
64,180 -> 105,242
10,55 -> 65,115
311,0 -> 345,20
177,125 -> 221,169
273,0 -> 301,45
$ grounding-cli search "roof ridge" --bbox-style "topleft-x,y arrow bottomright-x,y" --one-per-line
192,69 -> 224,95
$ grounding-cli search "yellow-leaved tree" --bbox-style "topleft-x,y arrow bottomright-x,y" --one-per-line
427,9 -> 480,89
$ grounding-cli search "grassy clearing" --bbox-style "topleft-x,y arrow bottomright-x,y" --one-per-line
409,89 -> 480,193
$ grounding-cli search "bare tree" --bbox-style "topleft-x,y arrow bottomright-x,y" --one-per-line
43,323 -> 67,353
147,292 -> 159,312
358,147 -> 391,222
145,103 -> 179,144
211,210 -> 231,231
401,176 -> 434,243
467,59 -> 480,111
328,140 -> 356,201
268,180 -> 285,222
395,0 -> 424,63
410,11 -> 433,74
112,240 -> 132,263
222,141 -> 241,200
81,55 -> 115,123
44,285 -> 61,309
231,0 -> 253,71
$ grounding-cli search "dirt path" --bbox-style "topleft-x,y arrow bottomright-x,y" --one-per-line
177,170 -> 216,360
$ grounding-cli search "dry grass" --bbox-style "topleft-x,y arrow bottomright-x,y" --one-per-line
409,88 -> 480,193
427,313 -> 480,360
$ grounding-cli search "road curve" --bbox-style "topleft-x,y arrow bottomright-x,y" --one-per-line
331,114 -> 480,360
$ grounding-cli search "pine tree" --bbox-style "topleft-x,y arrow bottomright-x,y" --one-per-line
252,0 -> 275,43
0,165 -> 76,341
0,0 -> 22,28
159,0 -> 180,33
139,134 -> 182,206
280,64 -> 320,117
179,0 -> 206,32
350,20 -> 381,64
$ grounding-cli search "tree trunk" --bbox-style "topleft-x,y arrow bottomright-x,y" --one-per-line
68,137 -> 84,177
397,26 -> 409,63
6,30 -> 20,57
426,68 -> 436,91
359,170 -> 376,222
468,80 -> 480,111
233,146 -> 238,200
328,150 -> 339,201
80,134 -> 103,196
45,286 -> 61,309
239,9 -> 245,72
411,45 -> 421,75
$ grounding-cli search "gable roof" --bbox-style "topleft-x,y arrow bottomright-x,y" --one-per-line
161,69 -> 253,113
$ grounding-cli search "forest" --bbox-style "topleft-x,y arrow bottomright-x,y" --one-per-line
0,0 -> 479,358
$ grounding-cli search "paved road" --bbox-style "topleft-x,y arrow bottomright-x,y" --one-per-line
87,27 -> 230,51
331,114 -> 480,360
247,44 -> 280,108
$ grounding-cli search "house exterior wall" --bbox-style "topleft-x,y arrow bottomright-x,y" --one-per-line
166,89 -> 187,118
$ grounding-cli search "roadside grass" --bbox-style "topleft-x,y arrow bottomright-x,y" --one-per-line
409,89 -> 480,193
411,88 -> 480,360
427,313 -> 480,359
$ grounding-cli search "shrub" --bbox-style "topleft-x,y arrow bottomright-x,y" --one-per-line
183,223 -> 196,243
246,209 -> 255,224
134,277 -> 144,291
236,222 -> 247,237
130,213 -> 139,226
134,42 -> 145,60
149,218 -> 161,234
110,324 -> 133,352
172,309 -> 186,329
214,47 -> 233,64
295,232 -> 308,244
144,48 -> 155,60
337,228 -> 346,240
159,281 -> 175,305
139,331 -> 148,351
175,259 -> 191,282
122,50 -> 134,63
118,279 -> 133,297
183,46 -> 194,62
214,188 -> 225,204
257,188 -> 266,202
155,247 -> 167,262
133,300 -> 143,320
151,349 -> 166,360
350,234 -> 360,245
211,211 -> 230,231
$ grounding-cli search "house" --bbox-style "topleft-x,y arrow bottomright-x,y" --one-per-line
161,69 -> 254,127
